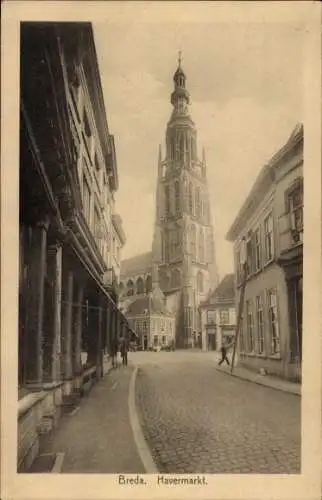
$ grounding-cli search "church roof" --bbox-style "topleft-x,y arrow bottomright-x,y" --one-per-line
120,251 -> 153,278
200,274 -> 235,307
126,294 -> 169,316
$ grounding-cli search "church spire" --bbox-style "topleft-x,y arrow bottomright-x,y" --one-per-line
178,49 -> 182,68
171,52 -> 190,113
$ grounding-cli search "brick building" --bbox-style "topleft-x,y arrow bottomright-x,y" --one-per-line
18,22 -> 128,471
226,124 -> 303,381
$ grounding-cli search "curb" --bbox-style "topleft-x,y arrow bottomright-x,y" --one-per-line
215,366 -> 301,396
52,452 -> 65,473
128,366 -> 158,473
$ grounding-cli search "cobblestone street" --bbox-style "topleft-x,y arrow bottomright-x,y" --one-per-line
134,352 -> 301,474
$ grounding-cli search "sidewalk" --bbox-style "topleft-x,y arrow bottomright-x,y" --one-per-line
214,362 -> 301,396
35,364 -> 145,473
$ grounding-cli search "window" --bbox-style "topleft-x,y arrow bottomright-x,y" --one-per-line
174,181 -> 180,214
188,182 -> 193,214
170,229 -> 180,259
246,235 -> 253,276
254,228 -> 261,271
255,295 -> 265,354
127,280 -> 134,296
207,310 -> 216,324
164,231 -> 169,262
153,335 -> 159,347
82,175 -> 91,222
136,277 -> 144,295
162,335 -> 166,344
267,289 -> 280,355
191,137 -> 195,160
246,300 -> 254,352
230,308 -> 236,325
179,135 -> 184,161
165,185 -> 171,214
219,309 -> 229,325
146,275 -> 152,294
198,228 -> 204,262
264,214 -> 274,262
289,184 -> 303,242
195,187 -> 201,218
190,225 -> 196,257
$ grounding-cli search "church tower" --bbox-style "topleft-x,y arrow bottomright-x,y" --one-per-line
152,54 -> 219,348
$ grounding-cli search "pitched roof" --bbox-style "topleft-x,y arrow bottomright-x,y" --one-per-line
201,274 -> 235,307
120,251 -> 152,278
126,294 -> 168,316
226,123 -> 303,242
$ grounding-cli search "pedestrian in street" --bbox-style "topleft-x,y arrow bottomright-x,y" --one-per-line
120,337 -> 128,367
218,337 -> 234,366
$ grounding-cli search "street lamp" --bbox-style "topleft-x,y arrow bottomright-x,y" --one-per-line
231,236 -> 247,374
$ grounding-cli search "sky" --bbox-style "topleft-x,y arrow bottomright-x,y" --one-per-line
93,15 -> 304,279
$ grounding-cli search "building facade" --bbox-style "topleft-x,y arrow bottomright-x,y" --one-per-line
125,286 -> 175,350
226,124 -> 303,381
120,56 -> 219,347
200,274 -> 236,352
18,22 -> 128,471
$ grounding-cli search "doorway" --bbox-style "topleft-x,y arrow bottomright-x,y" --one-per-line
207,333 -> 216,351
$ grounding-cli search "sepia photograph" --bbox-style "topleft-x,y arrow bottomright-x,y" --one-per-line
1,2 -> 321,500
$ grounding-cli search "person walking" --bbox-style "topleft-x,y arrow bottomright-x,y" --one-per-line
120,337 -> 128,367
218,337 -> 234,366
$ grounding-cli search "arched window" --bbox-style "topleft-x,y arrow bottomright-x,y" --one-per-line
199,228 -> 204,262
127,280 -> 134,296
197,272 -> 204,293
195,187 -> 201,218
174,181 -> 180,214
179,135 -> 184,161
165,185 -> 171,214
183,177 -> 188,212
170,137 -> 175,160
188,182 -> 193,214
136,277 -> 144,295
171,269 -> 181,288
190,224 -> 196,257
146,275 -> 152,294
164,230 -> 169,262
191,137 -> 195,160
